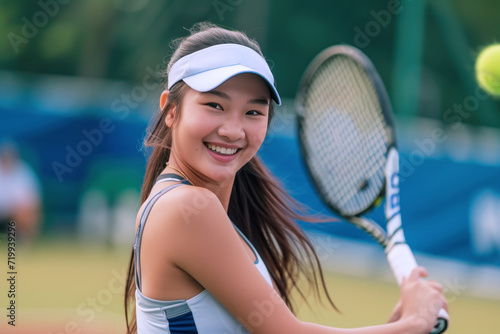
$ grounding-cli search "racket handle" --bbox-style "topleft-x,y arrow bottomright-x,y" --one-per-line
387,243 -> 449,333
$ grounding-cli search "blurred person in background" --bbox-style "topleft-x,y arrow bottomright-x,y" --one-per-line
0,140 -> 42,245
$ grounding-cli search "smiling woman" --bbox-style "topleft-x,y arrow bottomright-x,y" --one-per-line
164,73 -> 270,182
123,22 -> 336,334
123,22 -> 446,334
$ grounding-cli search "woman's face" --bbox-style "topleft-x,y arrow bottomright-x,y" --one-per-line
167,73 -> 270,184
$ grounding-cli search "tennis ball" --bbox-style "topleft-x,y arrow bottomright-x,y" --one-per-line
475,44 -> 500,97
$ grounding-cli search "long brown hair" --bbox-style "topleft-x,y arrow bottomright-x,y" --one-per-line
125,22 -> 336,334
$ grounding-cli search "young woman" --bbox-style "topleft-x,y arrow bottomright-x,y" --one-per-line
124,22 -> 447,334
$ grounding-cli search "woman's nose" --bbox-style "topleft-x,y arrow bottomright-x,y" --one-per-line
217,114 -> 245,141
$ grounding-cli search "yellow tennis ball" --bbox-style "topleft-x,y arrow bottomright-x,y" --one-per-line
475,44 -> 500,97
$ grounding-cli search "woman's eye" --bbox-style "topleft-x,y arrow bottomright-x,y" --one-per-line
247,110 -> 263,116
206,102 -> 222,110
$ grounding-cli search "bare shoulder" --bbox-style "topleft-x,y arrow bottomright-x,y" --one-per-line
139,185 -> 308,333
141,185 -> 227,235
138,185 -> 230,275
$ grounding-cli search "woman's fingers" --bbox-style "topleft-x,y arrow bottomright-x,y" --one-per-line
407,266 -> 428,282
399,267 -> 448,333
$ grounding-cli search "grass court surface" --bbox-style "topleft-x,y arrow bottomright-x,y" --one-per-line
1,239 -> 498,333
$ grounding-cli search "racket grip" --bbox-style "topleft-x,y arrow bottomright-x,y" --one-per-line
387,243 -> 449,333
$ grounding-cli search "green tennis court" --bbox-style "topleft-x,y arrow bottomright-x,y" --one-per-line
2,239 -> 498,333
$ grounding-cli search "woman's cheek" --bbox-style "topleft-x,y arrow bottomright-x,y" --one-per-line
254,123 -> 268,146
188,117 -> 215,138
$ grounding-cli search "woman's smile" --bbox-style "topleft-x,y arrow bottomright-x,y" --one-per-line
204,142 -> 242,163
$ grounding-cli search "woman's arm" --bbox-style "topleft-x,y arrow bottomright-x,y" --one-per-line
149,186 -> 445,334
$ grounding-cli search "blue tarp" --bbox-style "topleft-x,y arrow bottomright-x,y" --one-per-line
1,106 -> 499,267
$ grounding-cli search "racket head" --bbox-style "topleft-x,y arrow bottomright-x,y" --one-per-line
296,45 -> 397,218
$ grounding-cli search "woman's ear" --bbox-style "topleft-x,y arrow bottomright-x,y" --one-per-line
165,107 -> 176,128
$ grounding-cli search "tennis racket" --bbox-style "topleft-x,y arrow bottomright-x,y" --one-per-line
295,45 -> 449,333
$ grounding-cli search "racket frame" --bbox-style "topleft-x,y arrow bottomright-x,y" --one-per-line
296,45 -> 397,219
295,44 -> 449,333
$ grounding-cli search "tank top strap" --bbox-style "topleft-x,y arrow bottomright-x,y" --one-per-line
156,173 -> 192,185
232,223 -> 260,265
134,181 -> 187,292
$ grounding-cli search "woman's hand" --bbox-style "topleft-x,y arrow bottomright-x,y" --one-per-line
396,267 -> 448,333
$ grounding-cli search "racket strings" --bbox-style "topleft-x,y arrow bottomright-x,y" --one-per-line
300,55 -> 391,216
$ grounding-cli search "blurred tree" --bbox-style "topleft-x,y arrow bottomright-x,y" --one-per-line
0,0 -> 498,126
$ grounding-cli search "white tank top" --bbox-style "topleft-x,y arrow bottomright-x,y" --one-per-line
134,176 -> 274,333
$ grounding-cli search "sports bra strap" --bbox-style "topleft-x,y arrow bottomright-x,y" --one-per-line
134,176 -> 190,292
156,173 -> 192,185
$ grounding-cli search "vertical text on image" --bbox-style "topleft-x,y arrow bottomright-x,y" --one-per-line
6,221 -> 17,326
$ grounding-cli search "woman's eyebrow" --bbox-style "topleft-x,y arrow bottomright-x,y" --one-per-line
202,90 -> 230,100
248,98 -> 269,106
203,90 -> 269,105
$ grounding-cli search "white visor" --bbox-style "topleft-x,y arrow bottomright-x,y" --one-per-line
167,44 -> 281,105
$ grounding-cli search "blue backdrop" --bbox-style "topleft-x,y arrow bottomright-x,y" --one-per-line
2,102 -> 499,267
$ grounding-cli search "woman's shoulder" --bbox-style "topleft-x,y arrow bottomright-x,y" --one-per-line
143,184 -> 226,231
139,184 -> 234,266
153,184 -> 220,211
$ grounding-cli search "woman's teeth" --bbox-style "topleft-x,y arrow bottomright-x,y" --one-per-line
206,143 -> 238,155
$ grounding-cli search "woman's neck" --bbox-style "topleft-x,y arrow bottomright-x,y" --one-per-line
162,162 -> 235,211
